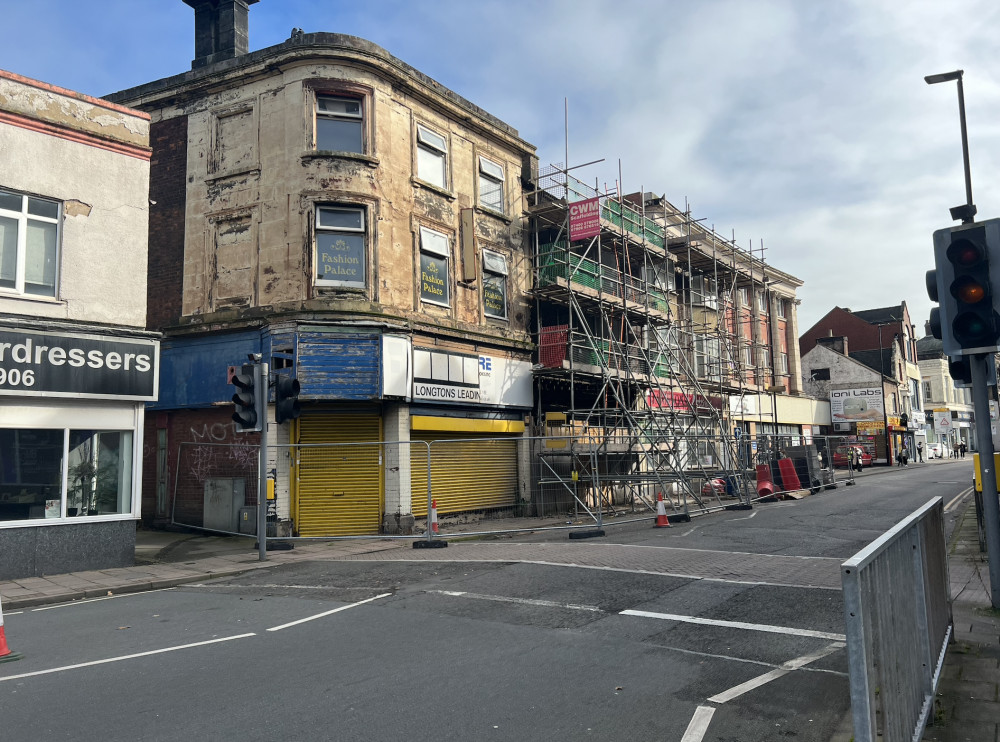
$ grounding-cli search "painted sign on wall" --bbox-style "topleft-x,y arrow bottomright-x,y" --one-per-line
412,349 -> 531,407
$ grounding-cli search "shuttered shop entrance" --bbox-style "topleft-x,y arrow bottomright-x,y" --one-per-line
410,432 -> 519,517
296,413 -> 381,536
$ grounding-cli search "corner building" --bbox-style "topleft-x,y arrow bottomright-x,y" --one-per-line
108,2 -> 537,536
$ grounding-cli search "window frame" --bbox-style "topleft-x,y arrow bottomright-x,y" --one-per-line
0,188 -> 61,298
776,299 -> 787,319
477,155 -> 505,214
416,124 -> 448,190
481,248 -> 509,320
314,205 -> 367,291
418,225 -> 451,308
315,94 -> 365,154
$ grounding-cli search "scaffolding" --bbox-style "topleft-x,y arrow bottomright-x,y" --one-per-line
528,162 -> 792,520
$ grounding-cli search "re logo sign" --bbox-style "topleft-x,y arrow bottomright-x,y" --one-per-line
569,196 -> 601,242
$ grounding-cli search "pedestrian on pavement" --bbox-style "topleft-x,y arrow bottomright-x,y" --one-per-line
854,447 -> 864,473
960,442 -> 967,458
896,447 -> 903,467
901,444 -> 909,466
917,441 -> 924,463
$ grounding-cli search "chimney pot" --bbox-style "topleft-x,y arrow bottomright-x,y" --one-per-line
182,0 -> 259,69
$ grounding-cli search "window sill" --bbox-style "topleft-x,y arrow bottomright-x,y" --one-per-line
0,291 -> 64,306
475,205 -> 511,224
205,166 -> 261,184
411,178 -> 456,201
303,151 -> 380,168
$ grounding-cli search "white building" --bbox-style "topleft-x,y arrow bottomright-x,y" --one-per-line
0,70 -> 158,579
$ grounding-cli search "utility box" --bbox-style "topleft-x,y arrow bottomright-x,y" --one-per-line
203,478 -> 246,533
237,506 -> 257,535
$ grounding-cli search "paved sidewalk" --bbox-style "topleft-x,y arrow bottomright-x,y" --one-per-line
922,501 -> 1000,742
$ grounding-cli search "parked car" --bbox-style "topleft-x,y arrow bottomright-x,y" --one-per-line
927,442 -> 949,459
832,445 -> 873,468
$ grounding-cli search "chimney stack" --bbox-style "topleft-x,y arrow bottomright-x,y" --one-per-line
182,0 -> 259,69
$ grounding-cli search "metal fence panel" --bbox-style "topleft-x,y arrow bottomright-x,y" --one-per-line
841,498 -> 952,742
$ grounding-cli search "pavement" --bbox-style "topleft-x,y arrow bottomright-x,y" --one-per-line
1,456 -> 996,741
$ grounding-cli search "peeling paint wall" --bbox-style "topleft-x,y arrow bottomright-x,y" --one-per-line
0,72 -> 150,327
131,47 -> 535,350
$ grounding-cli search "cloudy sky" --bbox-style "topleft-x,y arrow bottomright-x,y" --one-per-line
3,0 -> 999,333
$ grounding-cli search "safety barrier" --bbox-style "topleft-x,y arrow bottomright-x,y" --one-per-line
841,497 -> 952,742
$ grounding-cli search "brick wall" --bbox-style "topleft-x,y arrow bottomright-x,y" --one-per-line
147,116 -> 188,330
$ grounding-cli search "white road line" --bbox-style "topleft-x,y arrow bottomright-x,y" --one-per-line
363,559 -> 843,591
0,633 -> 255,683
266,593 -> 392,632
620,609 -> 847,641
726,511 -> 759,522
430,590 -> 602,612
707,642 -> 845,704
944,488 -> 971,513
680,705 -> 716,742
30,587 -> 178,612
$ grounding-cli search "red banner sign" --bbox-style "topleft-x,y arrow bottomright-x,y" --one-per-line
569,197 -> 601,242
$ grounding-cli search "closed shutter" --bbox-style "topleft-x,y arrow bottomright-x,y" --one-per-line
410,432 -> 518,517
296,413 -> 381,536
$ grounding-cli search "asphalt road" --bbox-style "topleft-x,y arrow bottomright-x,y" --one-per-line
1,459 -> 974,742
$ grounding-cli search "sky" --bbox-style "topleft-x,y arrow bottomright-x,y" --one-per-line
3,0 -> 1000,334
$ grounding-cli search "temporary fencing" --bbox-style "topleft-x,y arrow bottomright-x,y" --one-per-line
841,497 -> 952,742
169,433 -> 855,542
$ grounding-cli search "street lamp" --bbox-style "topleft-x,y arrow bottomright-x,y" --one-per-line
925,70 -> 977,223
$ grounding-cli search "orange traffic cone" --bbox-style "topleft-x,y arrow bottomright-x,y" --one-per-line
654,492 -> 671,528
0,594 -> 23,663
430,498 -> 439,534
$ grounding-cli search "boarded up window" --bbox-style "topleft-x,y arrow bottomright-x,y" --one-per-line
214,109 -> 255,174
213,214 -> 255,308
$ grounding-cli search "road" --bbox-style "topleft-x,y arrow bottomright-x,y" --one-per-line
1,460 -> 973,742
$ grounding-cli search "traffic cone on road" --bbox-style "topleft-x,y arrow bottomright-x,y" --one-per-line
430,498 -> 439,534
0,594 -> 23,663
654,492 -> 671,528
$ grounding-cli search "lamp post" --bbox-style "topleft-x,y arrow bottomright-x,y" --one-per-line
925,70 -> 977,223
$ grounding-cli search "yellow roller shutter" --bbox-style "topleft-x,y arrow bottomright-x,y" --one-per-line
410,432 -> 518,517
296,413 -> 382,536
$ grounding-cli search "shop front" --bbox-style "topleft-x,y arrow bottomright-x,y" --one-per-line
0,324 -> 159,579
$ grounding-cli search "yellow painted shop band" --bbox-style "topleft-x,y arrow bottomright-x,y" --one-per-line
973,453 -> 1000,493
410,416 -> 525,434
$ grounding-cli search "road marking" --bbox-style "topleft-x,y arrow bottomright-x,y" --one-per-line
266,593 -> 392,632
30,587 -> 177,612
191,583 -> 386,591
365,558 -> 842,590
707,642 -> 845,703
0,633 -> 255,683
726,511 -> 759,522
620,609 -> 847,641
431,590 -> 603,612
944,488 -> 971,513
680,705 -> 716,742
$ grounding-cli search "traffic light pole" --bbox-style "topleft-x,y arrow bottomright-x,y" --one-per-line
257,361 -> 269,562
970,352 -> 1000,608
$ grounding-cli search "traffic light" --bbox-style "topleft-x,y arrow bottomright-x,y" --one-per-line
274,374 -> 301,424
231,363 -> 261,433
948,354 -> 998,388
927,218 -> 1000,356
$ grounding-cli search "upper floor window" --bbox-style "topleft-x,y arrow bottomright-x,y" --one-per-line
482,249 -> 508,320
923,380 -> 932,403
776,299 -> 787,319
419,226 -> 450,307
756,291 -> 768,313
0,189 -> 60,298
478,156 -> 505,213
738,287 -> 750,307
315,206 -> 366,289
416,125 -> 448,189
316,96 -> 363,153
691,274 -> 718,310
